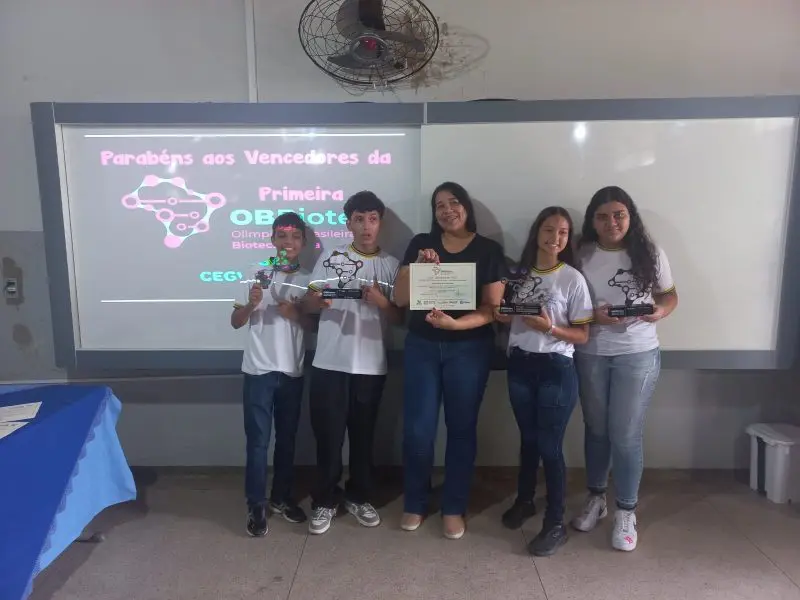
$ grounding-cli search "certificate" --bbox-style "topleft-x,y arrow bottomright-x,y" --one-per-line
409,262 -> 476,311
0,401 -> 41,423
0,421 -> 27,440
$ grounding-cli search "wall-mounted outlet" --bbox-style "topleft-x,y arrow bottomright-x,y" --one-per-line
2,257 -> 24,306
4,278 -> 18,299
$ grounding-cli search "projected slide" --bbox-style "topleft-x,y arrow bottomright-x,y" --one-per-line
61,126 -> 421,350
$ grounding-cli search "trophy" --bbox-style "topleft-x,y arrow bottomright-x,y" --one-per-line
607,304 -> 654,318
498,267 -> 543,316
254,249 -> 294,289
320,250 -> 365,299
606,268 -> 654,317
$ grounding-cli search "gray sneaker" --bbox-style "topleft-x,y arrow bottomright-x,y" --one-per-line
345,500 -> 381,527
309,506 -> 336,535
571,494 -> 608,532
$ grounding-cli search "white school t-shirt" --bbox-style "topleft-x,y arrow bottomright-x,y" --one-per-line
578,243 -> 676,356
308,243 -> 400,376
506,263 -> 594,358
234,269 -> 310,377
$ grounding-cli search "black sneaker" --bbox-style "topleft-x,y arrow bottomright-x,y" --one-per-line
268,500 -> 307,524
246,505 -> 268,537
501,499 -> 537,529
528,521 -> 568,557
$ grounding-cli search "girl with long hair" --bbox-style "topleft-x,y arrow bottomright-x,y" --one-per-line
571,186 -> 678,552
495,207 -> 593,556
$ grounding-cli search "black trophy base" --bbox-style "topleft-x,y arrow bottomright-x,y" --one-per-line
255,270 -> 272,289
608,304 -> 654,318
499,303 -> 542,316
322,288 -> 363,300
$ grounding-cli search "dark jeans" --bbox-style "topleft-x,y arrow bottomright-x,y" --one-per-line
309,367 -> 386,508
403,331 -> 494,516
507,347 -> 578,525
243,371 -> 305,508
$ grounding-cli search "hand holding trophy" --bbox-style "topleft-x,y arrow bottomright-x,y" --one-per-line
254,249 -> 295,289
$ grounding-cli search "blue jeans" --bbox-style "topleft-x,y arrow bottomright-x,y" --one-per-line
243,371 -> 305,508
574,349 -> 661,510
403,332 -> 494,516
507,348 -> 578,525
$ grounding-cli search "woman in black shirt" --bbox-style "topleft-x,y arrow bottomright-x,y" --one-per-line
394,182 -> 505,540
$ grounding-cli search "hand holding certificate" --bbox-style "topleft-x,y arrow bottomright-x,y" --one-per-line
409,262 -> 476,311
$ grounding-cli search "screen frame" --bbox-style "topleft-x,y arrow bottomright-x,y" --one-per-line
31,97 -> 800,371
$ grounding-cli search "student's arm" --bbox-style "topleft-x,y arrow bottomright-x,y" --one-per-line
231,285 -> 262,329
363,279 -> 404,325
647,288 -> 678,321
522,309 -> 590,344
527,275 -> 594,344
642,247 -> 678,323
277,300 -> 318,331
302,254 -> 332,314
551,322 -> 590,345
302,290 -> 331,314
381,303 -> 404,326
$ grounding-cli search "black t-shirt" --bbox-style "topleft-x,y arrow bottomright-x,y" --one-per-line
401,232 -> 507,342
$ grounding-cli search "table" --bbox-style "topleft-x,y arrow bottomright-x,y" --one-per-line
0,385 -> 137,600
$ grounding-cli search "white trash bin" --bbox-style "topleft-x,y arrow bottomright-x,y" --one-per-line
745,423 -> 800,504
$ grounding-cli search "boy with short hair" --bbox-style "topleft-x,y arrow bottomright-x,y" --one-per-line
304,190 -> 402,535
231,211 -> 312,537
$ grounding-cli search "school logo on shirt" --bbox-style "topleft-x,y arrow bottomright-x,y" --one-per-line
608,268 -> 651,306
324,250 -> 364,288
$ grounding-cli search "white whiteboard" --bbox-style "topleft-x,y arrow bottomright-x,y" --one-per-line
52,117 -> 798,354
421,119 -> 797,352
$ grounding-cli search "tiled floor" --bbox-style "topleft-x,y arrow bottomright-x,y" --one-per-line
29,468 -> 800,600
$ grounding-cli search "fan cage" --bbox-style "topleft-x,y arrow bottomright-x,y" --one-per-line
298,0 -> 440,87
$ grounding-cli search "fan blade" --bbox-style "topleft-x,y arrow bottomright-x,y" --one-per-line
336,0 -> 368,39
335,0 -> 426,53
337,0 -> 393,38
357,0 -> 387,30
376,30 -> 426,52
327,54 -> 370,69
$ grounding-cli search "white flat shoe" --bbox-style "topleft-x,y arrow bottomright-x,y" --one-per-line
443,516 -> 466,540
401,513 -> 423,531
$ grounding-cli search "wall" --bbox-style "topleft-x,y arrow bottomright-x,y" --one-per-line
2,0 -> 800,468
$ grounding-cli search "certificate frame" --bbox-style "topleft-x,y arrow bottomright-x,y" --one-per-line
409,262 -> 477,311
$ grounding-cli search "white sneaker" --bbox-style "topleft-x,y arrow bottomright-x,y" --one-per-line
612,509 -> 638,551
571,494 -> 608,532
309,506 -> 336,535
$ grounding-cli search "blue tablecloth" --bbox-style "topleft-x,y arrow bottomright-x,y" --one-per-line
0,385 -> 137,600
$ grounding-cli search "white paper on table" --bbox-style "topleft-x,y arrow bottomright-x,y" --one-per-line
0,401 -> 41,423
0,421 -> 28,440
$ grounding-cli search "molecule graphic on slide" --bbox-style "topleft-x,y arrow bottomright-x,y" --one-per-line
323,250 -> 364,288
121,176 -> 226,248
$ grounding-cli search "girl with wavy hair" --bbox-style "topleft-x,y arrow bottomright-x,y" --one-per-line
571,186 -> 678,552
